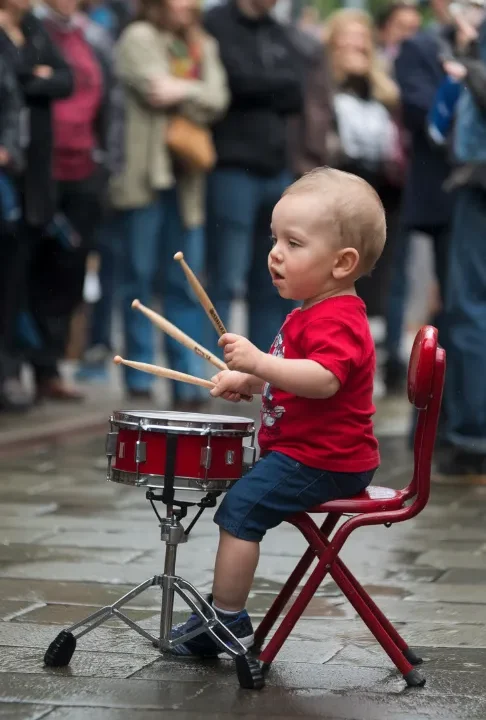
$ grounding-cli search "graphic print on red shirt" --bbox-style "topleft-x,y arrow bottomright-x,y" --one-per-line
258,295 -> 380,473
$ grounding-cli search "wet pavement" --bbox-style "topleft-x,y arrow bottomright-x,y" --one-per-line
1,395 -> 486,720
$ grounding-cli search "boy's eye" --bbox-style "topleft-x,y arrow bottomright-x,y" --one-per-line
270,235 -> 277,246
288,240 -> 299,248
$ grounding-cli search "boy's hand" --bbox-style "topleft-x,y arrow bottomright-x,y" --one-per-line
210,370 -> 254,403
219,333 -> 264,374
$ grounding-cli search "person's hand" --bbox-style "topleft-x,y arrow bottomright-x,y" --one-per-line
210,370 -> 254,402
148,76 -> 190,108
219,333 -> 264,374
443,59 -> 468,81
0,146 -> 10,166
33,65 -> 53,79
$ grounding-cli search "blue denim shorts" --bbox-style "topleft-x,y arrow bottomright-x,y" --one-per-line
214,451 -> 376,542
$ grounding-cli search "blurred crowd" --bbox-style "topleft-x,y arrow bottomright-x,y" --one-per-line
0,0 -> 485,477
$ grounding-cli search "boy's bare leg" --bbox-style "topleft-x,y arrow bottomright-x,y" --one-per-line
212,529 -> 260,612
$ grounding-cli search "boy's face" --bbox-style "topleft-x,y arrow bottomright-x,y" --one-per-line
269,193 -> 348,304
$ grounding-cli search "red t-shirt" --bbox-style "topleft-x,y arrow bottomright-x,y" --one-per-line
258,295 -> 380,473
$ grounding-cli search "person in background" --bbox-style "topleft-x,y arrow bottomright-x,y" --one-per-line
249,18 -> 333,302
0,51 -> 27,410
324,9 -> 404,327
384,0 -> 454,393
27,0 -> 113,402
0,0 -> 74,401
376,0 -> 422,73
112,0 -> 228,408
203,0 -> 304,355
435,1 -> 486,476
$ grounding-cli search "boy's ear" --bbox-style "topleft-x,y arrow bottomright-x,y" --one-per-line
332,247 -> 360,279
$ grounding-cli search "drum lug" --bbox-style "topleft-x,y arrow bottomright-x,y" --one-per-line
105,432 -> 118,457
135,441 -> 147,463
200,446 -> 212,470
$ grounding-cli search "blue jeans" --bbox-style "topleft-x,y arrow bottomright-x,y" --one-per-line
120,188 -> 207,401
444,186 -> 486,453
215,451 -> 375,542
206,168 -> 295,354
88,212 -> 121,351
385,225 -> 449,362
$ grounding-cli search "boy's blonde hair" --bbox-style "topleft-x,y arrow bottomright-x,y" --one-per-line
283,167 -> 386,276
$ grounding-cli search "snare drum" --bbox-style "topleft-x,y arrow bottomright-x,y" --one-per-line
106,411 -> 256,501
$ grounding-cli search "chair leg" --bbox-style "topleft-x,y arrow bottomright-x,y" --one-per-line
254,514 -> 340,650
333,556 -> 422,665
253,545 -> 316,650
330,561 -> 425,686
258,551 -> 334,667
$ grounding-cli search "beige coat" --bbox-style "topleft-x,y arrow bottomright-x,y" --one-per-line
110,22 -> 229,227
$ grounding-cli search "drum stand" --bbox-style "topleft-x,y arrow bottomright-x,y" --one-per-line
43,433 -> 265,690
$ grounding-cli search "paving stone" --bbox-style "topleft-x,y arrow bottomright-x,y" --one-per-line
328,643 -> 486,672
407,583 -> 486,602
0,704 -> 53,719
0,648 -> 156,679
417,550 -> 486,570
0,545 -> 144,566
0,600 -> 43,621
0,530 -> 52,545
371,599 -> 486,625
1,673 -> 486,719
0,562 -> 212,589
0,503 -> 58,518
438,568 -> 486,585
0,579 -> 161,608
37,530 -> 160,551
9,604 -> 159,628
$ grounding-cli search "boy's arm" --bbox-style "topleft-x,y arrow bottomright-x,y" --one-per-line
254,356 -> 339,399
221,333 -> 341,400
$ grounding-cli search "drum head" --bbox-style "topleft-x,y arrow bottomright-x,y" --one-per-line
110,410 -> 254,435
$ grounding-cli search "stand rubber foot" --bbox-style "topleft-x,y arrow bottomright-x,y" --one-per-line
404,669 -> 426,687
44,630 -> 76,667
235,655 -> 265,690
403,648 -> 423,665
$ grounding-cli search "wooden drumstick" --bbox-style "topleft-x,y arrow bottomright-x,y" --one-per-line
131,299 -> 227,371
174,251 -> 227,337
113,356 -> 214,390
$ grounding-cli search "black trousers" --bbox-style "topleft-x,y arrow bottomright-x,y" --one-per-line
25,172 -> 104,382
0,219 -> 26,382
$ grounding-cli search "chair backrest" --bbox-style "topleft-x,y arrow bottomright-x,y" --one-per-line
403,326 -> 446,510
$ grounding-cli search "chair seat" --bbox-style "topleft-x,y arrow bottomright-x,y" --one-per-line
308,485 -> 406,514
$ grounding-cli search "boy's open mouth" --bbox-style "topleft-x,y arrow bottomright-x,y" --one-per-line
270,268 -> 285,281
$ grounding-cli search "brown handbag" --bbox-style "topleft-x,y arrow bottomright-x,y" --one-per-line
166,115 -> 216,173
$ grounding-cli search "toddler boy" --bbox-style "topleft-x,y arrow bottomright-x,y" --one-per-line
171,167 -> 386,656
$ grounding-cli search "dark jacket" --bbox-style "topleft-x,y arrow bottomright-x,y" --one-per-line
0,12 -> 73,227
0,55 -> 23,173
204,0 -> 304,176
285,28 -> 332,177
395,27 -> 452,229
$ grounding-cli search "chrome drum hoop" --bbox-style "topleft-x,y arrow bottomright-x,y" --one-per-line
110,468 -> 236,493
110,410 -> 255,437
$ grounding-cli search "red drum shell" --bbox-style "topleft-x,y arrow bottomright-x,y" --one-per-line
112,428 -> 244,481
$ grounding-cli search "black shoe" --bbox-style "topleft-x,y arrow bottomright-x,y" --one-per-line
437,448 -> 486,476
384,358 -> 407,395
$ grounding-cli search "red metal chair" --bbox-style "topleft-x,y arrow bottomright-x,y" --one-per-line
254,326 -> 445,688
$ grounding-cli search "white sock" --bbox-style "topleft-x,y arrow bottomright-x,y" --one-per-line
213,603 -> 241,616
